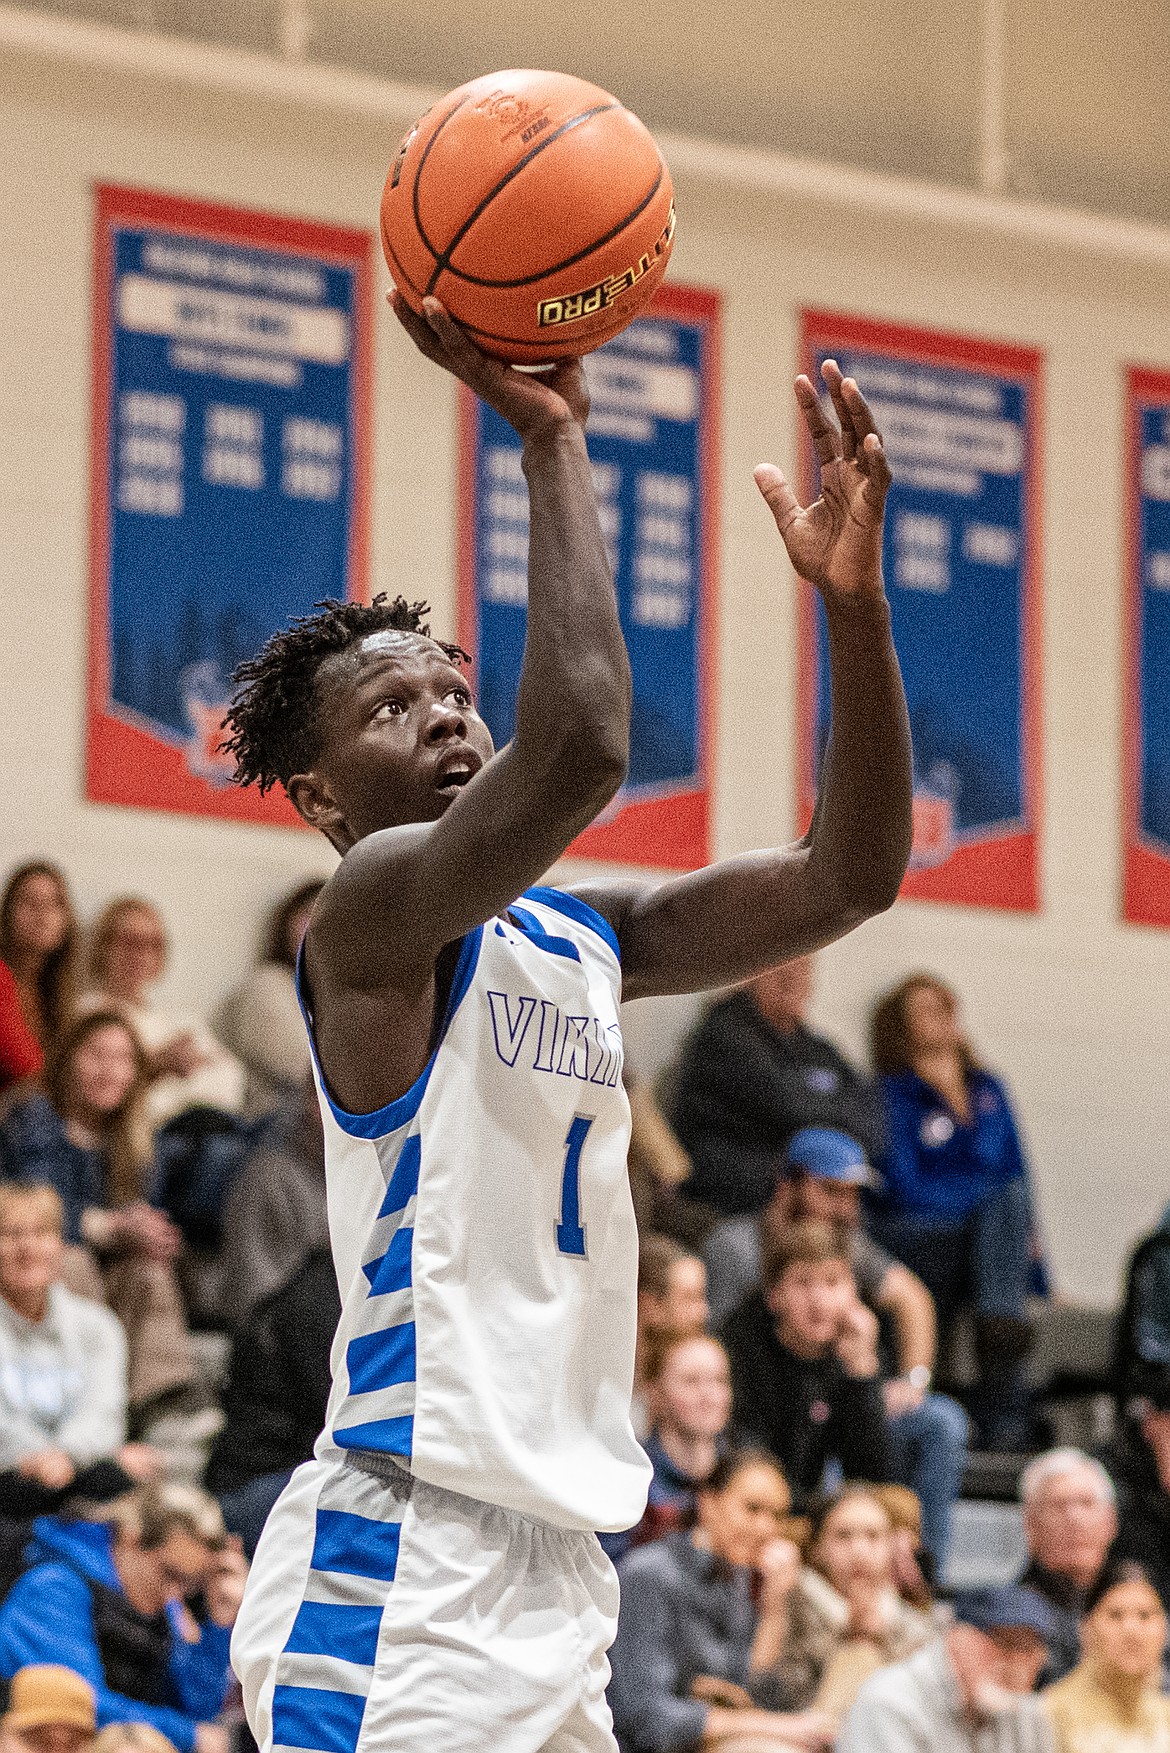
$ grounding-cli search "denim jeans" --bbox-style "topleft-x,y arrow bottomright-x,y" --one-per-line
885,1391 -> 970,1570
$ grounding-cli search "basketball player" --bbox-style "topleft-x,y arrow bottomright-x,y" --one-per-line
225,294 -> 911,1753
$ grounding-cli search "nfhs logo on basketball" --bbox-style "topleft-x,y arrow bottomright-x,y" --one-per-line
380,68 -> 676,362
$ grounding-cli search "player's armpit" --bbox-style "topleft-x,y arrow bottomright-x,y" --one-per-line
566,843 -> 882,1002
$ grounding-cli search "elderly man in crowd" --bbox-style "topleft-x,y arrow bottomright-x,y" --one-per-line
0,1667 -> 97,1753
1016,1448 -> 1118,1684
838,1586 -> 1057,1753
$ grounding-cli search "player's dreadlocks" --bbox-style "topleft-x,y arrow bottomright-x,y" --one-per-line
220,594 -> 469,796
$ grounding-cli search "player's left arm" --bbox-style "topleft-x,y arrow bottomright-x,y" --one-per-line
570,363 -> 913,1001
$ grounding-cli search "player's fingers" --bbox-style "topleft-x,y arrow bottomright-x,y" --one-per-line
839,373 -> 881,445
754,462 -> 803,535
422,297 -> 485,367
795,374 -> 840,467
822,361 -> 857,461
389,291 -> 447,364
859,432 -> 892,510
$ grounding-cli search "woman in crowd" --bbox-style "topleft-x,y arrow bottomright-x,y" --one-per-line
606,1330 -> 733,1563
0,862 -> 79,1093
0,1181 -> 160,1515
85,898 -> 245,1128
609,1449 -> 834,1753
1043,1558 -> 1170,1751
751,1486 -> 934,1727
0,1010 -> 196,1420
869,972 -> 1049,1449
215,878 -> 324,1116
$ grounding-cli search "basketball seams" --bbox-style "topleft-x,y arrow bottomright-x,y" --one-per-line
421,103 -> 620,297
381,230 -> 427,305
441,161 -> 666,290
410,95 -> 472,272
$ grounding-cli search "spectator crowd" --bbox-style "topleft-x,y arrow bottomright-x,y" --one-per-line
2,858 -> 1170,1753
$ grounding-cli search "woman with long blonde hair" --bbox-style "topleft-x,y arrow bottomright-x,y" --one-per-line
0,1010 -> 195,1417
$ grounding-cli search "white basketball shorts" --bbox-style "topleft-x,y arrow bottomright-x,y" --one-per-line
231,1451 -> 621,1753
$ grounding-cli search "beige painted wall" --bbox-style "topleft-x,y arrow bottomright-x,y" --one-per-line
2,45 -> 1169,1302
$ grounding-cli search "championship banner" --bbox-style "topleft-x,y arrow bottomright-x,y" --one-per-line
1123,366 -> 1170,927
87,184 -> 372,825
459,283 -> 720,870
798,310 -> 1043,911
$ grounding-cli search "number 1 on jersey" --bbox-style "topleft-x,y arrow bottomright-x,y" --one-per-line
556,1115 -> 593,1258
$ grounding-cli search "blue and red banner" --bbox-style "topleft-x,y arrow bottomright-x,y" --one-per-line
458,283 -> 721,870
798,310 -> 1044,912
87,184 -> 372,826
1123,366 -> 1170,927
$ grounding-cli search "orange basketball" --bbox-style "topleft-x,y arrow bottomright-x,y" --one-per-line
381,69 -> 676,364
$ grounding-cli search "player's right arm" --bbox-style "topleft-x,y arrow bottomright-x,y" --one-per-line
317,298 -> 630,976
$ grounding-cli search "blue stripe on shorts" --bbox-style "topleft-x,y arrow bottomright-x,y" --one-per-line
310,1509 -> 402,1582
272,1684 -> 367,1753
284,1601 -> 384,1666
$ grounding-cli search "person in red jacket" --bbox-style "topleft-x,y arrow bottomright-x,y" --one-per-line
0,863 -> 79,1093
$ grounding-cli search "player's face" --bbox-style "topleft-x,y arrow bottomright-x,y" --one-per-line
304,633 -> 495,845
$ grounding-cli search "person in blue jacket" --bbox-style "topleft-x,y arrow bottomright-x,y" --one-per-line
0,1482 -> 248,1753
868,973 -> 1049,1450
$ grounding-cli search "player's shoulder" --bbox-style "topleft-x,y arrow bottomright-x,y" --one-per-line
518,884 -> 622,964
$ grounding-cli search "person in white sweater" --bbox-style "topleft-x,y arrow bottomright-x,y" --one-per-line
0,1182 -> 160,1514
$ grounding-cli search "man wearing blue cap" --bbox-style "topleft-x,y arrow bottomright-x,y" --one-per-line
709,1126 -> 968,1570
838,1587 -> 1057,1753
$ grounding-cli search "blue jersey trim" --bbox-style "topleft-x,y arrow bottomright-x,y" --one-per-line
363,1227 -> 414,1295
334,1414 -> 415,1456
346,1322 -> 416,1395
295,925 -> 484,1140
378,1135 -> 421,1217
524,885 -> 621,963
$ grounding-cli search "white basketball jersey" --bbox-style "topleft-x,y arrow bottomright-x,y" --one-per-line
297,886 -> 652,1534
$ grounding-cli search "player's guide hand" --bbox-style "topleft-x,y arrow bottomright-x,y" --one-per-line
754,360 -> 892,608
389,290 -> 590,449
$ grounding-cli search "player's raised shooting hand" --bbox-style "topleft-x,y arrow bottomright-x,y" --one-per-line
754,361 -> 891,607
389,291 -> 589,447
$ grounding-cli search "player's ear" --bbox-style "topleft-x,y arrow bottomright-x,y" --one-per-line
288,771 -> 345,842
